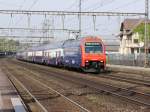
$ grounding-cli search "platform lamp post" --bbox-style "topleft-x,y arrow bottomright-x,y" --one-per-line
144,0 -> 149,67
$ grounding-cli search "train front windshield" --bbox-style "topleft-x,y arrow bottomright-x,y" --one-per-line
85,42 -> 103,53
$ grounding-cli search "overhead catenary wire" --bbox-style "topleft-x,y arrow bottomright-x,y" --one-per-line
59,0 -> 116,26
82,0 -> 116,12
54,0 -> 79,28
15,0 -> 39,26
4,0 -> 28,51
58,0 -> 143,31
0,1 -> 20,7
7,0 -> 27,27
65,0 -> 78,11
0,10 -> 144,16
108,0 -> 142,12
81,0 -> 142,36
67,0 -> 140,27
18,0 -> 27,10
0,0 -> 143,46
2,9 -> 144,36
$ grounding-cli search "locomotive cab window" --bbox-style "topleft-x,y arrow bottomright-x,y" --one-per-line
85,42 -> 103,53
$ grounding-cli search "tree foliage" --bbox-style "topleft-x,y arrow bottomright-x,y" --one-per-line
0,38 -> 19,52
133,23 -> 150,42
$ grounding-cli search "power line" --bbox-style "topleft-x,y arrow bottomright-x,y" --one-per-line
0,10 -> 145,16
55,0 -> 80,28
15,0 -> 39,26
3,9 -> 144,34
64,0 -> 115,24
108,0 -> 141,11
0,1 -> 20,7
63,0 -> 142,25
54,0 -> 115,25
2,9 -> 142,38
0,35 -> 54,38
7,0 -> 27,27
28,0 -> 39,10
18,0 -> 27,10
56,0 -> 142,28
0,27 -> 79,31
82,22 -> 104,31
65,0 -> 78,11
83,0 -> 116,11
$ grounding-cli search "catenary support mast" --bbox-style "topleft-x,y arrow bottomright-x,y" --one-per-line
144,0 -> 149,67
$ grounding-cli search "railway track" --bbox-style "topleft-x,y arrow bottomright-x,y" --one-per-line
2,63 -> 91,112
7,59 -> 150,108
98,74 -> 150,87
4,68 -> 48,112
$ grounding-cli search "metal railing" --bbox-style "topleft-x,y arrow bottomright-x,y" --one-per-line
107,53 -> 150,67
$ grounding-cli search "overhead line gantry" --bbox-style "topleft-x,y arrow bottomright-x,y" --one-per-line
0,10 -> 145,16
0,27 -> 79,32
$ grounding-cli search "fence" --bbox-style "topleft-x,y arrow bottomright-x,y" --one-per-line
107,53 -> 150,67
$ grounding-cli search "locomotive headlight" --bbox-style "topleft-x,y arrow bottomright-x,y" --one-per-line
85,60 -> 89,66
85,60 -> 89,62
100,61 -> 103,63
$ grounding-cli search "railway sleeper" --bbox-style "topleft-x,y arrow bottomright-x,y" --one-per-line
64,88 -> 98,96
116,90 -> 137,96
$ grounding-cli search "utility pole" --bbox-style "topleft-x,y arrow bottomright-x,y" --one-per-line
79,0 -> 82,38
144,0 -> 149,67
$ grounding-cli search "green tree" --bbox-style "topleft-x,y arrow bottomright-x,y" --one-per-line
0,38 -> 19,52
133,23 -> 150,42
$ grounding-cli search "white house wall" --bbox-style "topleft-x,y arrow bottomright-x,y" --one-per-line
119,32 -> 144,54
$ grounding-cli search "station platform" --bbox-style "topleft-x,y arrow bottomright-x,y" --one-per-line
107,64 -> 150,75
0,68 -> 26,112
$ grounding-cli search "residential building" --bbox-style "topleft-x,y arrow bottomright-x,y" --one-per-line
119,19 -> 150,54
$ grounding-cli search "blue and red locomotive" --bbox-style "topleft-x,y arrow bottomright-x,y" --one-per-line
17,36 -> 106,73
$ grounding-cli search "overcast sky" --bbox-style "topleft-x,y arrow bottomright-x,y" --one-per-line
0,0 -> 146,41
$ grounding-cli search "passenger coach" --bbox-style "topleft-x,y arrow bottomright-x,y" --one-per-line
16,36 -> 106,73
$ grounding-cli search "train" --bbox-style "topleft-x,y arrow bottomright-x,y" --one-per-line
0,52 -> 16,57
16,36 -> 106,73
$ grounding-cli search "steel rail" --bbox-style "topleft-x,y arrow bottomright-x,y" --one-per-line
7,60 -> 150,107
98,74 -> 150,87
1,67 -> 29,112
23,70 -> 91,112
3,62 -> 91,112
43,70 -> 150,107
3,66 -> 48,112
21,63 -> 150,107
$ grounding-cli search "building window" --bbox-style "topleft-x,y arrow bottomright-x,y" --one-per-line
137,48 -> 139,53
131,48 -> 134,54
134,39 -> 139,43
140,49 -> 144,53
